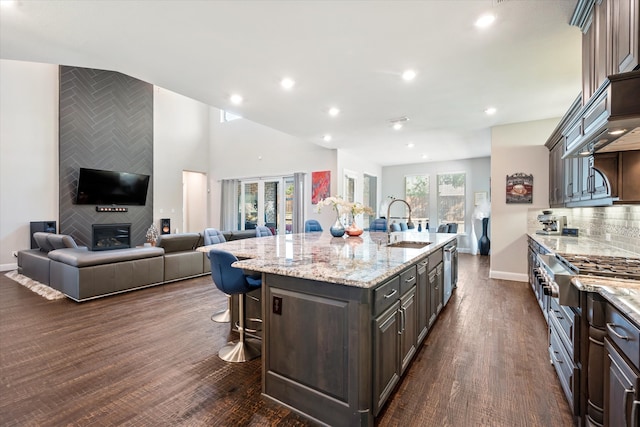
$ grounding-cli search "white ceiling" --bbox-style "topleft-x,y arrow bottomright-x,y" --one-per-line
0,0 -> 582,166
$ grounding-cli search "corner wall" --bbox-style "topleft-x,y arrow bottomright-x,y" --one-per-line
0,60 -> 59,271
490,118 -> 559,281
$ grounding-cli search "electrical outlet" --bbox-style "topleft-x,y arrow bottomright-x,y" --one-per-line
605,233 -> 611,241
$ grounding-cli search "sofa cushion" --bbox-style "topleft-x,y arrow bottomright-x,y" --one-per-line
48,234 -> 79,250
48,247 -> 164,268
156,233 -> 201,253
33,232 -> 55,252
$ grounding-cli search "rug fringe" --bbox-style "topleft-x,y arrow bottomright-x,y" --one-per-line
4,270 -> 66,300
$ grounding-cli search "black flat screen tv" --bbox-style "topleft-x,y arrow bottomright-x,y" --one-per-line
75,168 -> 150,206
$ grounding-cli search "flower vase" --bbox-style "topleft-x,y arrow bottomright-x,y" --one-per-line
330,217 -> 346,237
479,217 -> 490,256
346,218 -> 363,237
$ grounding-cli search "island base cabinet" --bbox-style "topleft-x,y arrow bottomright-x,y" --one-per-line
261,274 -> 375,427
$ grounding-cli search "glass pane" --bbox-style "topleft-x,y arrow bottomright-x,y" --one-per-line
285,177 -> 294,234
437,173 -> 465,233
345,176 -> 355,203
405,175 -> 429,229
244,182 -> 258,230
264,181 -> 278,234
363,174 -> 377,228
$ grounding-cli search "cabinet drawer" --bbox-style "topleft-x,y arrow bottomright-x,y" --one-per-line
429,248 -> 443,267
374,276 -> 400,316
399,265 -> 417,295
550,297 -> 576,355
606,304 -> 640,371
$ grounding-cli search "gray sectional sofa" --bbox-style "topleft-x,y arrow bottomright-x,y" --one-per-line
17,230 -> 256,302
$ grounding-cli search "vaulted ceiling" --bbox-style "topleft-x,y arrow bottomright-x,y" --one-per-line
0,0 -> 582,166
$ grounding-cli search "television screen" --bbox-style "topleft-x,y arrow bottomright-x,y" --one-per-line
75,168 -> 150,206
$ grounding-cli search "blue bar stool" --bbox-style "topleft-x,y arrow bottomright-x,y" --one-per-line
209,248 -> 262,362
203,228 -> 231,323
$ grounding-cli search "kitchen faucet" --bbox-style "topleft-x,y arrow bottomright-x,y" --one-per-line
386,198 -> 413,243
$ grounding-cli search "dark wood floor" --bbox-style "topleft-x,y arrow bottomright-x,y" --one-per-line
0,254 -> 573,426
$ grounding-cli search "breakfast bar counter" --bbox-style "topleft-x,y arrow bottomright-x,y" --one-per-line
199,231 -> 457,426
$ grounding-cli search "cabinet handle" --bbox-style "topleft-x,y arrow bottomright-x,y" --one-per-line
384,289 -> 397,299
398,308 -> 405,335
551,350 -> 563,364
553,309 -> 564,320
632,400 -> 640,427
606,322 -> 630,340
405,276 -> 415,283
624,389 -> 634,426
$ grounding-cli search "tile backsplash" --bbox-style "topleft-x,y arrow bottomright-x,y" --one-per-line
528,205 -> 640,254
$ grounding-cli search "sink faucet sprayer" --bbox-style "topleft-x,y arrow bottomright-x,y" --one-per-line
386,198 -> 413,243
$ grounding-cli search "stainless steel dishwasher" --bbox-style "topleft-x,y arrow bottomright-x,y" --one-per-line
443,241 -> 457,304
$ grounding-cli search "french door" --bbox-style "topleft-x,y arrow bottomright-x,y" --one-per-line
239,177 -> 293,234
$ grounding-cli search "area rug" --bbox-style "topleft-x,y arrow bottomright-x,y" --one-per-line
4,270 -> 66,300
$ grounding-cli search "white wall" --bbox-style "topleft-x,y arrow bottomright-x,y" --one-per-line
153,87 -> 210,234
490,118 -> 558,281
209,109 -> 337,230
0,60 -> 59,270
381,157 -> 491,252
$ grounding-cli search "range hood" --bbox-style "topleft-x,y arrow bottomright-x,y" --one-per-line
563,70 -> 640,159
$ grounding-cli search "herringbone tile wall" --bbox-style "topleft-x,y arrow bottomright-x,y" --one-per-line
59,66 -> 153,247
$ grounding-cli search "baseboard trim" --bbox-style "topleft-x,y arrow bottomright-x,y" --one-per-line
0,263 -> 17,272
489,270 -> 527,282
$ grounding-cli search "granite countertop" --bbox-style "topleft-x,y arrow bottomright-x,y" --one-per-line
198,231 -> 456,289
529,232 -> 640,325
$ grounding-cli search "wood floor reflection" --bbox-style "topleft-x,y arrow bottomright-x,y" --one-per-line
0,254 -> 573,426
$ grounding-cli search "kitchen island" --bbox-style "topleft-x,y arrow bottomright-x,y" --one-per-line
199,231 -> 457,426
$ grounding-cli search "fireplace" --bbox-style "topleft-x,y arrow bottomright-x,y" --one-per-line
92,223 -> 131,251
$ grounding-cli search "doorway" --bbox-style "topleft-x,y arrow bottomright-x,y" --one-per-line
239,177 -> 292,234
182,171 -> 207,233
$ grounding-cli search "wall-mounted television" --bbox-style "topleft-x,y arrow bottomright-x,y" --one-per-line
75,168 -> 150,206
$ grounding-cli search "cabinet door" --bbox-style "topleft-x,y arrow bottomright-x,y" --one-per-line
612,0 -> 639,73
428,268 -> 438,328
606,339 -> 640,427
400,287 -> 417,375
417,259 -> 429,344
373,301 -> 400,415
566,156 -> 582,202
436,263 -> 444,315
549,142 -> 565,206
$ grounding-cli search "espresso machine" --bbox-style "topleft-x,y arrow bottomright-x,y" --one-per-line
536,212 -> 567,235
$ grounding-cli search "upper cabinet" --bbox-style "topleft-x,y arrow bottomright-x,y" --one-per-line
578,0 -> 639,103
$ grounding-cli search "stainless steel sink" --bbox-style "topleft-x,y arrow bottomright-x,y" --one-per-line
386,241 -> 431,249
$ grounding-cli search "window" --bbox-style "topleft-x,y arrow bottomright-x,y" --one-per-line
437,173 -> 465,233
220,110 -> 242,123
363,174 -> 377,228
405,175 -> 429,229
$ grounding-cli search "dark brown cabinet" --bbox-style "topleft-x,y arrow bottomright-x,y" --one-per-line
581,0 -> 639,103
550,138 -> 565,207
373,300 -> 401,415
400,287 -> 417,375
416,258 -> 429,344
595,150 -> 640,203
605,338 -> 640,427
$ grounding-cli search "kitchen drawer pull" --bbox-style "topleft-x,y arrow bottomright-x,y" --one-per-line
404,276 -> 415,283
553,309 -> 564,320
384,289 -> 398,299
632,400 -> 640,426
606,322 -> 630,340
551,350 -> 563,364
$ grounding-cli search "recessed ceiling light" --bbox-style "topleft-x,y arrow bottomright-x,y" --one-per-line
393,123 -> 403,130
402,69 -> 417,81
475,14 -> 496,28
328,107 -> 340,117
608,129 -> 626,136
0,0 -> 17,7
280,77 -> 295,90
484,107 -> 497,115
407,143 -> 415,148
230,94 -> 243,105
421,154 -> 428,159
323,134 -> 332,142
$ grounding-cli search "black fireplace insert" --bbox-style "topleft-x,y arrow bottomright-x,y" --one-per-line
92,223 -> 131,251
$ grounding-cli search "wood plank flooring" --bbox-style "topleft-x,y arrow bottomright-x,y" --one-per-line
0,254 -> 574,426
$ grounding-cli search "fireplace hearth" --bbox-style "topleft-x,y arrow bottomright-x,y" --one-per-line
92,223 -> 131,251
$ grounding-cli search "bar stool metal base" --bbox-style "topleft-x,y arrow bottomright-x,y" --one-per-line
218,337 -> 261,362
211,295 -> 232,323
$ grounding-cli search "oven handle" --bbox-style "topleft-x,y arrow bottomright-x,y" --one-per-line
606,323 -> 630,341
